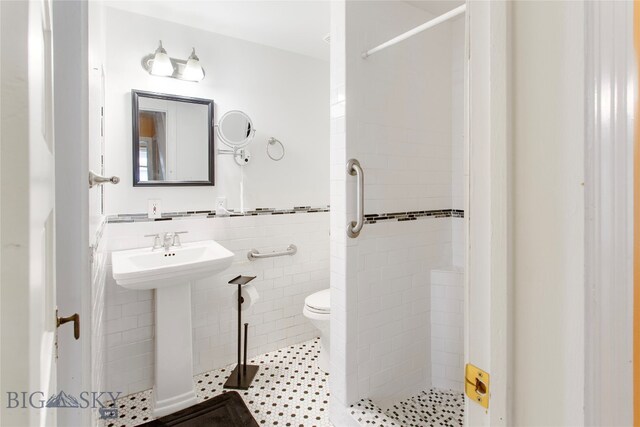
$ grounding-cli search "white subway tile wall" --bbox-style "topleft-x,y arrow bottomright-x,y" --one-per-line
451,16 -> 465,214
102,213 -> 329,396
452,218 -> 465,267
451,16 -> 466,269
430,268 -> 464,392
451,16 -> 468,267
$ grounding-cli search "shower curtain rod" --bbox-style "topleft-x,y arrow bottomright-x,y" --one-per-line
361,4 -> 466,58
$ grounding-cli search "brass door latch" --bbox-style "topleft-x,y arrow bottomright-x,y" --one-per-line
56,310 -> 80,340
465,363 -> 489,409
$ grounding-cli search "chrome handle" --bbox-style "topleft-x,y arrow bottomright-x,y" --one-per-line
247,244 -> 297,260
144,234 -> 161,250
172,231 -> 188,247
347,159 -> 364,238
89,170 -> 120,188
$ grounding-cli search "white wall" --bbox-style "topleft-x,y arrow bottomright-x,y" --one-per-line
584,2 -> 635,426
512,2 -> 585,425
104,7 -> 329,214
330,1 -> 455,422
103,213 -> 329,396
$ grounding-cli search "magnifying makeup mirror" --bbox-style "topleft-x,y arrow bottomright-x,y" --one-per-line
216,110 -> 255,149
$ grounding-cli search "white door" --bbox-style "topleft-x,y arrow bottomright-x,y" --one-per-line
1,0 -> 58,426
465,1 -> 510,425
52,1 -> 92,426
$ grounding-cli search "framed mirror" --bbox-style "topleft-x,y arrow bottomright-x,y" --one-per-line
132,90 -> 214,186
216,110 -> 255,149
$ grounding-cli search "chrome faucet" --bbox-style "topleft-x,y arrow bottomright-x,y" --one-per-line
145,231 -> 188,251
162,232 -> 175,250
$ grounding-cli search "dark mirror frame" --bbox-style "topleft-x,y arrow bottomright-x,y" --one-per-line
132,90 -> 215,187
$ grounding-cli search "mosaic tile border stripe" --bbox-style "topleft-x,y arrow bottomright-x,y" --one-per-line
106,206 -> 331,223
106,206 -> 465,224
364,209 -> 464,224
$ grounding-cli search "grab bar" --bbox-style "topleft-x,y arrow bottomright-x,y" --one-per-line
347,159 -> 364,238
247,244 -> 297,261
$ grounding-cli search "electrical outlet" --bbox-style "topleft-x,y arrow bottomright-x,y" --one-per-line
148,199 -> 161,219
216,197 -> 227,216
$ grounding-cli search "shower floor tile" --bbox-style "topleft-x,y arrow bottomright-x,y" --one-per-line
350,388 -> 464,427
102,338 -> 332,427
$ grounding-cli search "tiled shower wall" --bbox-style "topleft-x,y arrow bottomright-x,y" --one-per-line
353,218 -> 452,405
330,0 -> 457,420
430,268 -> 464,392
451,16 -> 465,268
103,212 -> 329,396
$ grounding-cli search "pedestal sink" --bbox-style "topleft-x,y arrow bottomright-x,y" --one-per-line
112,240 -> 234,417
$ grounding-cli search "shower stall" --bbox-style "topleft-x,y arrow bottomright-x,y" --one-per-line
328,1 -> 467,424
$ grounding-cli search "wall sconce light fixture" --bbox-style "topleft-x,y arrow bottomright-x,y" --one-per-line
142,40 -> 205,82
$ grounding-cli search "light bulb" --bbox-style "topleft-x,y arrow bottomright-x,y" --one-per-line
150,41 -> 174,77
182,48 -> 204,81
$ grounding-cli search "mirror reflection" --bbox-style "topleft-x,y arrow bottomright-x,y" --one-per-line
132,90 -> 214,186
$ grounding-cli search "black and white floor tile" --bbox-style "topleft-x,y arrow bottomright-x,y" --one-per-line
102,338 -> 463,427
102,339 -> 332,427
350,389 -> 464,427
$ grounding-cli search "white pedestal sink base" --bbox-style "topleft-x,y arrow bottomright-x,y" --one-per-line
111,240 -> 236,417
152,282 -> 198,418
152,389 -> 197,418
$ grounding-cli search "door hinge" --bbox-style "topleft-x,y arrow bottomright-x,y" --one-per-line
465,363 -> 489,409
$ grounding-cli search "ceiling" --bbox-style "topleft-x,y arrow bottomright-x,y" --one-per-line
105,1 -> 464,61
106,1 -> 331,61
406,0 -> 465,16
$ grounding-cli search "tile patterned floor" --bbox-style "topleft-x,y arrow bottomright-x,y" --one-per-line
102,338 -> 463,427
350,389 -> 464,427
102,338 -> 331,427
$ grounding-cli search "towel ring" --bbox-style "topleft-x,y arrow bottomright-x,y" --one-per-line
267,137 -> 285,161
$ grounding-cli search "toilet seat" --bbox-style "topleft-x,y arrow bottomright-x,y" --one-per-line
304,289 -> 330,314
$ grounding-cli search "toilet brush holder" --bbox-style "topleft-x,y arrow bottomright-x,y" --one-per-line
223,275 -> 259,390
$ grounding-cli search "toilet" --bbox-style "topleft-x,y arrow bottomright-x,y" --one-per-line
303,289 -> 330,373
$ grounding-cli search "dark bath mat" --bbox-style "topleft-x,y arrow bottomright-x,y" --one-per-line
138,391 -> 258,427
